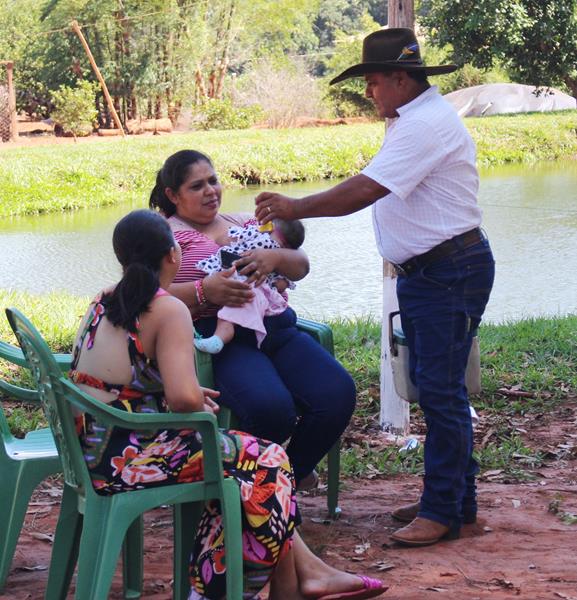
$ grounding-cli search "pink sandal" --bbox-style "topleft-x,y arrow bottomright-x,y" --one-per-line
316,575 -> 388,600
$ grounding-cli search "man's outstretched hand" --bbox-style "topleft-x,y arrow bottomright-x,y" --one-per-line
255,191 -> 299,224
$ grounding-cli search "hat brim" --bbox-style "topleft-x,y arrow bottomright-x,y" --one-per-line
329,61 -> 458,85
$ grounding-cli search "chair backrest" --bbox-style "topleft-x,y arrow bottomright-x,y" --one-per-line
194,348 -> 215,388
6,308 -> 88,495
0,401 -> 12,456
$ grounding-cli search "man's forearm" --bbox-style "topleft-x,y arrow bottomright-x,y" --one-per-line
297,174 -> 389,218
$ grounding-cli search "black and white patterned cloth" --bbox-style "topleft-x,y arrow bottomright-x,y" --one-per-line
196,224 -> 296,289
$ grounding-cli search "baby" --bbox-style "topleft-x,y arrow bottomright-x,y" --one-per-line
194,218 -> 305,353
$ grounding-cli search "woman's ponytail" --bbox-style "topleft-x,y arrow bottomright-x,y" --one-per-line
149,170 -> 176,216
105,262 -> 160,333
105,210 -> 175,331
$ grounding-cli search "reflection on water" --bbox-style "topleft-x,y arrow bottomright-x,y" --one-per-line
1,160 -> 576,324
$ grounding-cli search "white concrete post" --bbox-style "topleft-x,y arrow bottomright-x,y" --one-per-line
378,0 -> 415,436
379,263 -> 410,434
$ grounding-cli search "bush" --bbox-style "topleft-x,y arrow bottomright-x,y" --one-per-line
236,59 -> 324,128
50,80 -> 98,138
195,98 -> 263,130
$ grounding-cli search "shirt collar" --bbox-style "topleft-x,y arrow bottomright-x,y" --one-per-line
397,85 -> 439,117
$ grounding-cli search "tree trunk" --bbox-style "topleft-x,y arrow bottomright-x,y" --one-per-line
388,0 -> 414,29
215,0 -> 237,100
563,75 -> 577,101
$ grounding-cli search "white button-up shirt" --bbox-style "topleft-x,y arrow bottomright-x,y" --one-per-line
362,86 -> 482,264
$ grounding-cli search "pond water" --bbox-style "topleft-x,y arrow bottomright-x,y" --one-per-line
1,160 -> 576,324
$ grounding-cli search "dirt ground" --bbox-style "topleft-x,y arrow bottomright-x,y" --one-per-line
2,400 -> 576,600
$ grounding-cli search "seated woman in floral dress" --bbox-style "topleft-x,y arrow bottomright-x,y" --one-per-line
69,209 -> 387,600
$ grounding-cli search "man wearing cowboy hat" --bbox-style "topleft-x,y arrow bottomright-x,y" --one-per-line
255,27 -> 495,547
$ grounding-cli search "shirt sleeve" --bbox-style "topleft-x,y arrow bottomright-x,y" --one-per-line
362,119 -> 446,201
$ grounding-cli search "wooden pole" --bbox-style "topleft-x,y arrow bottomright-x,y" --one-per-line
71,20 -> 126,137
1,61 -> 18,142
379,0 -> 416,436
5,62 -> 17,142
388,0 -> 415,29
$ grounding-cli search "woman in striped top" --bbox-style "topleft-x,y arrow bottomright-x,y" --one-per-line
149,150 -> 357,490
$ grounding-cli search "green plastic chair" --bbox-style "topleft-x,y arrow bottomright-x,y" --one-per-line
0,340 -> 144,598
0,380 -> 60,591
0,339 -> 70,402
7,308 -> 243,600
202,317 -> 342,519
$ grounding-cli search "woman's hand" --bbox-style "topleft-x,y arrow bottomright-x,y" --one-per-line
201,386 -> 220,414
235,249 -> 279,286
237,247 -> 310,282
202,268 -> 254,307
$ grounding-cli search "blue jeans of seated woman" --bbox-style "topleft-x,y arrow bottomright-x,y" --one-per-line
396,238 -> 495,528
195,307 -> 356,483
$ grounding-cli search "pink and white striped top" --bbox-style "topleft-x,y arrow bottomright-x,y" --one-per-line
169,214 -> 253,319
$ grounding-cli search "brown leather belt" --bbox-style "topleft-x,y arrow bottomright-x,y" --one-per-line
393,228 -> 485,277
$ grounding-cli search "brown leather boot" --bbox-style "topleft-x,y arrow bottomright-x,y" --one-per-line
392,501 -> 477,524
391,501 -> 420,523
390,517 -> 459,546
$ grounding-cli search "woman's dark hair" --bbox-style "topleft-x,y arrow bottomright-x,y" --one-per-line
105,209 -> 175,332
274,218 -> 305,249
149,149 -> 213,216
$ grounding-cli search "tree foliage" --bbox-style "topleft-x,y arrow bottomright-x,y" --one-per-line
0,0 -> 388,125
50,79 -> 98,138
423,0 -> 577,96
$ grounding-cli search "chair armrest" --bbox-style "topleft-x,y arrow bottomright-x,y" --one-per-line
60,378 -> 217,431
0,340 -> 71,372
60,378 -> 226,484
296,317 -> 334,355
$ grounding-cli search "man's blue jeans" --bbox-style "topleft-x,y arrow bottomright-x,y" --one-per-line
396,237 -> 495,529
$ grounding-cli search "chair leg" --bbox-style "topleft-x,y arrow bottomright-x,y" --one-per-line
326,440 -> 341,519
74,499 -> 127,600
173,502 -> 203,600
0,464 -> 41,590
122,517 -> 144,599
45,484 -> 83,600
221,482 -> 243,600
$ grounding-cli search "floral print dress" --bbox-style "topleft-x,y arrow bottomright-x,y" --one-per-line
69,292 -> 298,599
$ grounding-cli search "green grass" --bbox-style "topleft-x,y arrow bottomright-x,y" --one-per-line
477,316 -> 577,413
468,110 -> 577,166
1,290 -> 575,479
1,111 -> 576,218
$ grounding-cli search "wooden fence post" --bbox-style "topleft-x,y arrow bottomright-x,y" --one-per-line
5,62 -> 17,142
0,61 -> 18,142
71,20 -> 126,137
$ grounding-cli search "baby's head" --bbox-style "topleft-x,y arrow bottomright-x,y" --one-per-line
270,218 -> 305,250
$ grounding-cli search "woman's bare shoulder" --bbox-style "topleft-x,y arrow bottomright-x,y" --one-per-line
141,293 -> 192,338
151,292 -> 190,317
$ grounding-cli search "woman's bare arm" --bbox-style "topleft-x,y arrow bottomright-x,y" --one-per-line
153,297 -> 206,412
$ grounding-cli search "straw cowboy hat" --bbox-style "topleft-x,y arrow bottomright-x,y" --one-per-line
330,28 -> 458,85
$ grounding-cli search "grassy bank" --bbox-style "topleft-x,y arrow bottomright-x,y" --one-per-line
1,111 -> 576,218
1,290 -> 575,481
